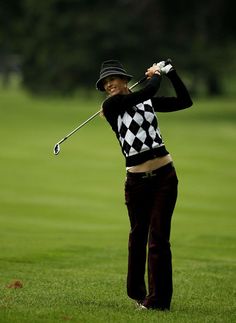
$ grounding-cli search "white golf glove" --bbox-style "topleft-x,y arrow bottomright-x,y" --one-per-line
160,63 -> 174,75
155,61 -> 166,69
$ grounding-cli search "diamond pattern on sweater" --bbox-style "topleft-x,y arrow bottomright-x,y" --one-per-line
117,100 -> 163,157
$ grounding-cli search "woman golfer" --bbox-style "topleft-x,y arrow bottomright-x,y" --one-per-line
96,60 -> 192,310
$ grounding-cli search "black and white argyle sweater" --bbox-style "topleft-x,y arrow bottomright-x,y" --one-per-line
102,71 -> 193,167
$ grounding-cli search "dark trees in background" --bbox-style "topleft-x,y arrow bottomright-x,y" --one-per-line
0,0 -> 235,95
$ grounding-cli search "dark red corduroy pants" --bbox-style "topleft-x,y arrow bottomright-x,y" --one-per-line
125,163 -> 178,310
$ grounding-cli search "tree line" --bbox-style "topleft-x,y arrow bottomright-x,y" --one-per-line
1,0 -> 235,95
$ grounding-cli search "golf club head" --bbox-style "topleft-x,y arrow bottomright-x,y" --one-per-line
53,143 -> 60,155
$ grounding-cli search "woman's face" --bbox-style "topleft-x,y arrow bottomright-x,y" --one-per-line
103,76 -> 129,96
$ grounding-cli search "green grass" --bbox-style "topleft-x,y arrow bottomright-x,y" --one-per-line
0,87 -> 235,323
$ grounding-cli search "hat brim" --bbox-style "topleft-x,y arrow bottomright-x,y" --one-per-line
96,71 -> 133,91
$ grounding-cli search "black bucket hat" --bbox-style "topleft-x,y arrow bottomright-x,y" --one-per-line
96,60 -> 133,91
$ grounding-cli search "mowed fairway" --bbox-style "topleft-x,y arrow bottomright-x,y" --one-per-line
0,87 -> 235,323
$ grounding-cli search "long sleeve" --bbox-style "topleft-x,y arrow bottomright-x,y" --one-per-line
151,70 -> 193,112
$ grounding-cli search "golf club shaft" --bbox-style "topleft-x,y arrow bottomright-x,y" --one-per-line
129,76 -> 147,90
57,109 -> 101,145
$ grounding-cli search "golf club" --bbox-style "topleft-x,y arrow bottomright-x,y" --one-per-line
53,59 -> 172,155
